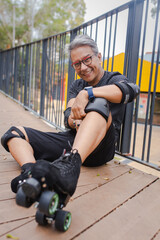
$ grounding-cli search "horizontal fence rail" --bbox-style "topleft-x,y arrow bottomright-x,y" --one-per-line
0,0 -> 160,169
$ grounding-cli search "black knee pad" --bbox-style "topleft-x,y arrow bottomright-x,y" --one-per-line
1,126 -> 26,152
85,97 -> 109,122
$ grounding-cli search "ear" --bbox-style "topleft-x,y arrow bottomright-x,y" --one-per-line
97,53 -> 102,63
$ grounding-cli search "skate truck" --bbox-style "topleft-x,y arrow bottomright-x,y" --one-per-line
16,177 -> 72,232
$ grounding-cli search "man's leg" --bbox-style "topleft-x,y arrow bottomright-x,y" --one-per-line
72,111 -> 112,163
47,111 -> 111,196
1,126 -> 36,193
24,98 -> 112,197
7,126 -> 36,166
1,125 -> 75,193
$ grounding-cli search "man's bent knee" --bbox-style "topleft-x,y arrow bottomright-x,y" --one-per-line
1,126 -> 28,152
85,98 -> 110,122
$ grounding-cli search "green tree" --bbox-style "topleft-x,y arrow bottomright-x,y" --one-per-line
0,0 -> 86,50
34,0 -> 86,39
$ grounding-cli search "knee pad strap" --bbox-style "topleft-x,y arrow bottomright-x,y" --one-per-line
85,97 -> 109,122
1,126 -> 26,152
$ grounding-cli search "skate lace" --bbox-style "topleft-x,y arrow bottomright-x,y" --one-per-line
52,149 -> 78,173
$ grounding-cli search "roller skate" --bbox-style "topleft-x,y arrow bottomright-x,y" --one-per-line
15,150 -> 82,231
11,162 -> 34,193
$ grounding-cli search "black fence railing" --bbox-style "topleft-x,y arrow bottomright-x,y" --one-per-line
0,0 -> 160,168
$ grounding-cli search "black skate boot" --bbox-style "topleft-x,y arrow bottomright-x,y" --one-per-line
11,162 -> 34,193
21,150 -> 82,198
50,150 -> 82,196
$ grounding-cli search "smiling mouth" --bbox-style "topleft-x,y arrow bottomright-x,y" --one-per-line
82,69 -> 93,76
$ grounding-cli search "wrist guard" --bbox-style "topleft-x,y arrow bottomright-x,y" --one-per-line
64,107 -> 72,129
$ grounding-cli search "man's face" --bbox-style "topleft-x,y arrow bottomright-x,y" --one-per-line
70,45 -> 103,86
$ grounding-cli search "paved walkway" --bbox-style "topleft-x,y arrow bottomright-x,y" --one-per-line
1,92 -> 160,240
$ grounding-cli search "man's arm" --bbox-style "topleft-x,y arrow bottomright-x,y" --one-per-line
92,85 -> 123,103
64,82 -> 139,128
74,82 -> 139,106
65,84 -> 121,124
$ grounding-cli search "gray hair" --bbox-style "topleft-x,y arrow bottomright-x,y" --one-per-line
68,35 -> 99,58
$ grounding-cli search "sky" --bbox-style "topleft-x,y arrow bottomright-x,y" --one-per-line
83,0 -> 158,55
84,0 -> 129,22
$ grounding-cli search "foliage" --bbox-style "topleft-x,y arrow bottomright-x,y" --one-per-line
0,0 -> 86,50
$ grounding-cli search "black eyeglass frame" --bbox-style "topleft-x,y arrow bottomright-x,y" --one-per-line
71,54 -> 95,70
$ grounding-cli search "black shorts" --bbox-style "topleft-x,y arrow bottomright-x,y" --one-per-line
24,123 -> 115,167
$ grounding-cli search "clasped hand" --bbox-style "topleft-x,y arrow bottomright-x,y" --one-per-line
70,90 -> 89,130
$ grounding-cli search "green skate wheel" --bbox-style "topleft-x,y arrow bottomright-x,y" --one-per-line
16,187 -> 33,208
39,191 -> 59,216
35,210 -> 48,226
55,210 -> 72,232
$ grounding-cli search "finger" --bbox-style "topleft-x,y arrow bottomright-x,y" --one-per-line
71,110 -> 77,119
76,124 -> 80,132
80,110 -> 86,118
73,119 -> 76,128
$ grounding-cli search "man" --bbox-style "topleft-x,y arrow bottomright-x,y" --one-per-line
1,35 -> 139,197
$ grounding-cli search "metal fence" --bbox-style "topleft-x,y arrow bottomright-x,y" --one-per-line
0,0 -> 160,168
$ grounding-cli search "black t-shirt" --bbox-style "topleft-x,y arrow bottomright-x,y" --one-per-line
68,71 -> 128,145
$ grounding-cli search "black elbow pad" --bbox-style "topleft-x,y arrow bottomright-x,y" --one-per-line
114,82 -> 140,104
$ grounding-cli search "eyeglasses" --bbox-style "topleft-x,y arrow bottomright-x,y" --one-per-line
71,55 -> 95,70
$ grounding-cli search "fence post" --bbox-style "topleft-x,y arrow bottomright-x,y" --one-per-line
5,51 -> 10,95
13,48 -> 18,100
67,29 -> 77,102
120,0 -> 144,154
24,45 -> 29,106
40,39 -> 48,117
0,52 -> 2,90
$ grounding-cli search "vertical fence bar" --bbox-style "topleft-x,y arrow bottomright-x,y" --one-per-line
24,45 -> 29,106
48,38 -> 52,121
13,48 -> 18,100
52,36 -> 57,123
35,41 -> 41,113
29,44 -> 33,108
56,35 -> 61,126
147,33 -> 160,161
102,16 -> 108,68
59,34 -> 66,126
95,20 -> 98,42
2,52 -> 5,92
20,47 -> 24,103
40,39 -> 47,117
32,44 -> 36,110
132,0 -> 149,156
50,37 -> 55,123
67,29 -> 77,101
46,38 -> 51,120
141,0 -> 160,160
90,23 -> 93,38
121,0 -> 144,154
6,51 -> 10,94
111,12 -> 118,71
0,52 -> 2,90
107,15 -> 113,71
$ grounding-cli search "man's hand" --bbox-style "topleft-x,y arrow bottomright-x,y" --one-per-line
70,90 -> 89,120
